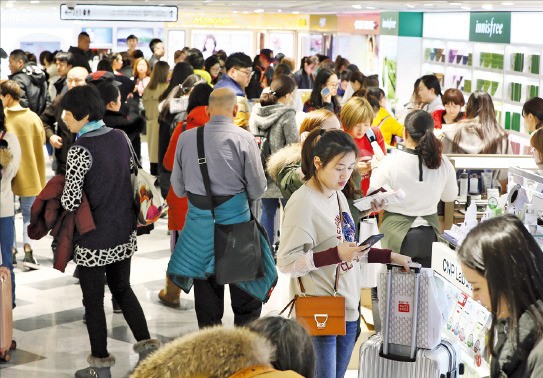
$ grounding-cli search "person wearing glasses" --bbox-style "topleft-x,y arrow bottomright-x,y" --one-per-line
303,68 -> 341,116
214,52 -> 253,129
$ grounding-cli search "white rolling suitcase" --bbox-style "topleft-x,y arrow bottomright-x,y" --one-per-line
358,264 -> 464,377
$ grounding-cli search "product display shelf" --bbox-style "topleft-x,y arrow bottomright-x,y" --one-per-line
504,70 -> 541,80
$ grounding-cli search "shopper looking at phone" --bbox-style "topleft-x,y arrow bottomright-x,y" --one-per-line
341,96 -> 386,195
369,110 -> 457,268
458,215 -> 543,378
277,128 -> 410,378
303,68 -> 341,115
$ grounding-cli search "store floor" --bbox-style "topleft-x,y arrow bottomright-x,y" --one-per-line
0,144 -> 372,377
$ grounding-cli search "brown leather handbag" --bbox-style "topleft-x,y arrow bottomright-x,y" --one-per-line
280,266 -> 346,336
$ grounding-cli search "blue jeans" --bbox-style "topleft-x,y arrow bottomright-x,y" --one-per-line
13,196 -> 35,249
313,320 -> 358,378
0,216 -> 16,308
260,198 -> 285,245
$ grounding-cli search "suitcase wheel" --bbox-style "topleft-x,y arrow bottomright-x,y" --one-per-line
10,340 -> 16,350
0,351 -> 10,362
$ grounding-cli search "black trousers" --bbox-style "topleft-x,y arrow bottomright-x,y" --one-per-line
193,275 -> 262,328
79,257 -> 151,358
400,225 -> 437,268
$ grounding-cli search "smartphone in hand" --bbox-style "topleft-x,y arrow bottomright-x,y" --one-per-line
321,87 -> 331,97
358,233 -> 384,249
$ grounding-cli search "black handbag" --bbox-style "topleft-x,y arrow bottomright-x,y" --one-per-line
196,126 -> 265,285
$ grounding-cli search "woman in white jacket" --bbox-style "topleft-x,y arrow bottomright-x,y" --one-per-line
369,110 -> 457,268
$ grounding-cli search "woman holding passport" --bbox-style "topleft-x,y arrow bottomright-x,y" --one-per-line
278,128 -> 410,378
368,110 -> 457,268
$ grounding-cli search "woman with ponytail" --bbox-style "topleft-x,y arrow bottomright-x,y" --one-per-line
369,110 -> 457,267
249,74 -> 299,248
278,128 -> 410,378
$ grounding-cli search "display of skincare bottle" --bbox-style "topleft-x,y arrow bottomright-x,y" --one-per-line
459,170 -> 468,201
524,203 -> 537,234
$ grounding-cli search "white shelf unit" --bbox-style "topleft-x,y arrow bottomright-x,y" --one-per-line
422,38 -> 543,142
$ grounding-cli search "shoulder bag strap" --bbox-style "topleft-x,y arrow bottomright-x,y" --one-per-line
120,130 -> 141,172
196,126 -> 216,219
0,131 -> 6,140
297,193 -> 342,295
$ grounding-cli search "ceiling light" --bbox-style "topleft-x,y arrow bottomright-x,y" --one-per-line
5,1 -> 14,8
30,0 -> 40,3
277,9 -> 282,12
501,1 -> 514,4
405,3 -> 415,8
449,2 -> 461,5
366,6 -> 375,9
242,10 -> 249,13
460,5 -> 471,9
423,3 -> 434,6
482,3 -> 493,9
232,10 -> 238,13
292,11 -> 300,14
351,4 -> 362,9
254,8 -> 264,13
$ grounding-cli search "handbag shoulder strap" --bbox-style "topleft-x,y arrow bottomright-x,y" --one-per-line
297,191 -> 342,295
297,266 -> 340,295
196,126 -> 216,219
120,130 -> 141,172
0,131 -> 6,140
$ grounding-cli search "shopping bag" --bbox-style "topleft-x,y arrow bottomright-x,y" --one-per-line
358,218 -> 381,288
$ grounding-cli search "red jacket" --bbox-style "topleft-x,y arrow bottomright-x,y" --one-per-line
163,106 -> 210,231
28,175 -> 95,272
432,109 -> 445,129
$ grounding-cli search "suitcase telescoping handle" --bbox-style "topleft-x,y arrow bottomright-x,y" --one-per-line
382,262 -> 422,360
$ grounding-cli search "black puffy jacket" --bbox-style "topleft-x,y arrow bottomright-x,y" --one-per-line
8,62 -> 49,115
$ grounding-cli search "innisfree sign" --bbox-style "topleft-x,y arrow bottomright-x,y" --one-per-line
469,12 -> 511,44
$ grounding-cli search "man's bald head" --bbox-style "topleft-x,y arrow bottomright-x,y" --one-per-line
207,88 -> 238,119
67,66 -> 89,90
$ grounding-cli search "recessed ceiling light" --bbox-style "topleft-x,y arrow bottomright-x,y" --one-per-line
232,10 -> 238,13
351,4 -> 362,9
449,2 -> 461,5
501,1 -> 514,4
366,6 -> 375,9
30,0 -> 40,3
423,3 -> 434,7
254,8 -> 264,13
461,5 -> 471,10
277,9 -> 282,12
292,11 -> 300,14
405,3 -> 415,8
242,10 -> 249,14
482,3 -> 493,9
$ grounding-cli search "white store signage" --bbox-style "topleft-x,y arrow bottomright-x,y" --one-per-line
60,4 -> 178,22
431,242 -> 473,295
354,20 -> 377,31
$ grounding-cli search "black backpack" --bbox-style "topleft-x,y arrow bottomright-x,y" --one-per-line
255,129 -> 271,173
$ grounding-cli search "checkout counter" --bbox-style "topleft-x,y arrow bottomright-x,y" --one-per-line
433,164 -> 543,378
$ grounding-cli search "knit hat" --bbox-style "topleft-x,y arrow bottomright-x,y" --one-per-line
260,49 -> 276,64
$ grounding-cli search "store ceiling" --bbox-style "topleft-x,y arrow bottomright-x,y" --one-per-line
5,0 -> 543,13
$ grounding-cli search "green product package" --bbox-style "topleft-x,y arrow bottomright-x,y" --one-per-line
505,111 -> 511,130
530,55 -> 540,74
512,112 -> 521,132
464,79 -> 472,93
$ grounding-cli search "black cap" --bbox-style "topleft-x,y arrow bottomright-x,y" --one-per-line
260,49 -> 276,64
85,71 -> 122,86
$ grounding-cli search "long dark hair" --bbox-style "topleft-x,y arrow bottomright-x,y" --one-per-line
454,90 -> 507,154
146,61 -> 170,91
458,214 -> 543,358
404,110 -> 442,174
0,102 -> 5,132
186,83 -> 213,115
159,62 -> 194,101
309,68 -> 340,110
259,75 -> 295,107
523,97 -> 543,131
301,128 -> 359,195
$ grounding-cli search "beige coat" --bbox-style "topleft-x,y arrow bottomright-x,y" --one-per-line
142,82 -> 168,163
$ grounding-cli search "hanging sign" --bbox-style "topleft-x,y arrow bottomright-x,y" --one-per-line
60,4 -> 178,22
469,12 -> 511,44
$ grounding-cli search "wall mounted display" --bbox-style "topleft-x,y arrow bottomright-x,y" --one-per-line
82,27 -> 113,47
191,30 -> 253,57
20,41 -> 61,59
116,28 -> 155,48
268,32 -> 295,58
